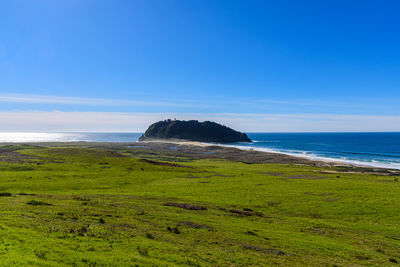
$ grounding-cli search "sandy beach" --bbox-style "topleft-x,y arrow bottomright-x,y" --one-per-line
11,139 -> 398,176
137,140 -> 400,174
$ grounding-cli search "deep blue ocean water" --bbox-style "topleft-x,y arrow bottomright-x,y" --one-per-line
0,132 -> 399,169
241,132 -> 400,169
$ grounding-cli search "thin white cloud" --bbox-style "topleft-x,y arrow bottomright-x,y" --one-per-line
0,94 -> 212,108
1,93 -> 394,113
0,111 -> 399,132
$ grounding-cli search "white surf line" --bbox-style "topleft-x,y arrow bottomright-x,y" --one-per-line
137,139 -> 400,170
218,143 -> 400,170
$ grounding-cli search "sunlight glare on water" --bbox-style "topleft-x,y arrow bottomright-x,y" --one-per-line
0,132 -> 86,143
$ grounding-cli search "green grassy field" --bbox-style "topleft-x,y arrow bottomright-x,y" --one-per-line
0,145 -> 399,266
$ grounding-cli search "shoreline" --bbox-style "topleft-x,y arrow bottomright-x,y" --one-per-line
1,140 -> 400,174
139,139 -> 400,171
218,143 -> 400,171
0,132 -> 399,170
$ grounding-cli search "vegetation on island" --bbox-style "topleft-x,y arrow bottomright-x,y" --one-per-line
139,120 -> 251,143
0,144 -> 399,266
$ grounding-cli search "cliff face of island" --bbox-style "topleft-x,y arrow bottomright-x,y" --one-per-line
139,120 -> 252,143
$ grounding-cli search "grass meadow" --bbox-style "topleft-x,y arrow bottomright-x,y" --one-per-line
0,145 -> 399,266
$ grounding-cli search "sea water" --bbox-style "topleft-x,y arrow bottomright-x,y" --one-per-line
0,132 -> 399,169
0,132 -> 142,143
241,132 -> 400,169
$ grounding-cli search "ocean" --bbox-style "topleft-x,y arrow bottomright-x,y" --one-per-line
0,132 -> 399,169
241,133 -> 400,170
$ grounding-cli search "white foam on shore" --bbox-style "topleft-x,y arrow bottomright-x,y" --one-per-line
218,143 -> 400,170
139,139 -> 400,170
142,139 -> 400,170
1,133 -> 398,170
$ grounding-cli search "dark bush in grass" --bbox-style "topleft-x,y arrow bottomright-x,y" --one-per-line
167,226 -> 180,234
145,233 -> 154,239
34,250 -> 46,259
137,246 -> 149,256
26,200 -> 53,206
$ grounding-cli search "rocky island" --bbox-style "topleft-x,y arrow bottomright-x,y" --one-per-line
139,119 -> 252,143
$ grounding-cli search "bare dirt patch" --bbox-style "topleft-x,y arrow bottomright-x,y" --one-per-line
287,175 -> 331,179
304,192 -> 334,196
163,203 -> 207,210
140,159 -> 192,168
323,197 -> 340,202
181,173 -> 234,179
181,175 -> 202,178
267,201 -> 281,206
242,244 -> 286,255
0,149 -> 39,163
26,200 -> 53,206
319,192 -> 334,196
227,209 -> 263,217
17,192 -> 37,196
178,221 -> 213,230
259,172 -> 285,176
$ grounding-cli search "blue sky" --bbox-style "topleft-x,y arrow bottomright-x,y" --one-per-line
0,0 -> 399,131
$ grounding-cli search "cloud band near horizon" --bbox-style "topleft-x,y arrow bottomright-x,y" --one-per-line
0,111 -> 399,132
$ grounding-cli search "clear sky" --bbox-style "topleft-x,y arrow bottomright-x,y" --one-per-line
1,0 -> 399,132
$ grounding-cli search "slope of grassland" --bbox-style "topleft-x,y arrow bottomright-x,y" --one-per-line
0,144 -> 399,266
